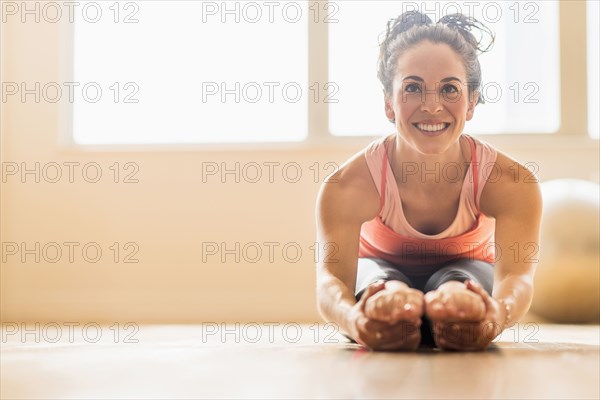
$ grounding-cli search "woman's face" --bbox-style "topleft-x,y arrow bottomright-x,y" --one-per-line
385,40 -> 479,155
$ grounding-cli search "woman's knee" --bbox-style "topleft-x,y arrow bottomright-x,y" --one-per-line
423,258 -> 494,294
356,258 -> 415,299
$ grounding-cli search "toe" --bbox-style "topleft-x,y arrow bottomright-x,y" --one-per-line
426,300 -> 445,320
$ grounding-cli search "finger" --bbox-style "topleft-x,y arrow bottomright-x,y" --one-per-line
434,322 -> 479,345
366,316 -> 421,336
362,326 -> 387,348
365,280 -> 386,298
374,324 -> 422,350
424,290 -> 438,303
357,281 -> 386,311
433,322 -> 461,340
407,288 -> 425,298
369,319 -> 420,341
407,291 -> 425,306
387,319 -> 422,336
435,336 -> 459,351
465,280 -> 494,307
465,280 -> 487,297
435,332 -> 474,350
363,318 -> 395,332
405,298 -> 424,316
355,318 -> 387,348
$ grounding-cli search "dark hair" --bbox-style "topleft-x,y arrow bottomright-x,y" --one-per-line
377,11 -> 495,104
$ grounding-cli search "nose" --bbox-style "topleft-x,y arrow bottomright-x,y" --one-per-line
420,90 -> 443,114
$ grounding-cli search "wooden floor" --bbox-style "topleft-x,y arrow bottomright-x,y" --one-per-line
1,323 -> 599,399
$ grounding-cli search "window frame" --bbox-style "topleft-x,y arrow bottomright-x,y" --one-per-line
59,0 -> 597,152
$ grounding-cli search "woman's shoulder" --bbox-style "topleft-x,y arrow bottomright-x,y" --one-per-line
316,140 -> 384,225
467,134 -> 498,161
487,147 -> 539,185
479,147 -> 542,219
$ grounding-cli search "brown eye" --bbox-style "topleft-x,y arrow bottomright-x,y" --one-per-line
441,84 -> 461,101
405,83 -> 421,93
442,84 -> 458,93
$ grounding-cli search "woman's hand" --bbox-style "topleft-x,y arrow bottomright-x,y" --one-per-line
431,279 -> 507,351
348,282 -> 422,351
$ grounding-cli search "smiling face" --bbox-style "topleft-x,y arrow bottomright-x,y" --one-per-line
384,40 -> 479,155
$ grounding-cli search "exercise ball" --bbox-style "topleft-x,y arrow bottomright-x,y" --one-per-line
531,179 -> 600,323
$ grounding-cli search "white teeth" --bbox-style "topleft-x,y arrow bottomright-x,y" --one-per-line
417,123 -> 447,132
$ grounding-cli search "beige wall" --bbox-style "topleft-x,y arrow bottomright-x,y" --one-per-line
1,8 -> 598,324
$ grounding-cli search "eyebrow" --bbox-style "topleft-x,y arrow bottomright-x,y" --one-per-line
402,76 -> 462,83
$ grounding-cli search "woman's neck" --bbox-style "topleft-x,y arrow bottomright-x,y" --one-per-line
390,134 -> 469,185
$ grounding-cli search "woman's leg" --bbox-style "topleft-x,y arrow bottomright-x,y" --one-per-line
423,258 -> 494,321
423,259 -> 494,295
421,259 -> 494,344
421,259 -> 495,349
355,257 -> 415,299
354,258 -> 431,347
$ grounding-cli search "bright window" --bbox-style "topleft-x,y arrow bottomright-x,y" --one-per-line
70,1 -> 594,144
329,1 -> 560,135
73,1 -> 308,144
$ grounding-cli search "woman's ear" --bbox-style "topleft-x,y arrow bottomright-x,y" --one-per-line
466,90 -> 479,121
384,91 -> 395,123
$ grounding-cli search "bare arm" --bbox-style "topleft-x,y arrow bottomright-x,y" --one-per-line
314,156 -> 411,349
315,171 -> 372,337
481,156 -> 543,329
433,157 -> 543,351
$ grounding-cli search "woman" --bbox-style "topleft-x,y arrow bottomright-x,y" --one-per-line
315,11 -> 542,351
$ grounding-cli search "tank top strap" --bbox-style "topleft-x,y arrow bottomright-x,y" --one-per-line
466,134 -> 480,210
379,136 -> 391,214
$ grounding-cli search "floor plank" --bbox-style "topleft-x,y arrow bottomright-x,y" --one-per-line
1,324 -> 598,399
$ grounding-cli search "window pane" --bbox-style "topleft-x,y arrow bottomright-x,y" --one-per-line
329,1 -> 560,135
588,0 -> 599,139
73,1 -> 308,144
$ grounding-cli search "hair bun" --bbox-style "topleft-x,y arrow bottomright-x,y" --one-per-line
438,13 -> 495,54
384,11 -> 432,41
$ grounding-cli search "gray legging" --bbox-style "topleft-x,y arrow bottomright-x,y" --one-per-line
354,257 -> 494,346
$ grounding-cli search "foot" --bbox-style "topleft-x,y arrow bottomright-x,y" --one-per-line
364,281 -> 425,324
424,281 -> 486,322
364,281 -> 425,351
